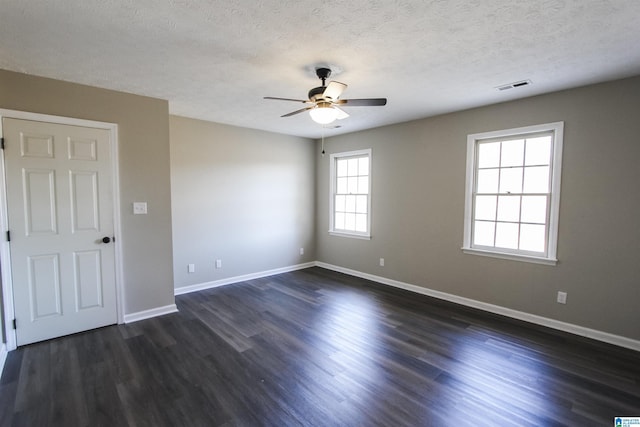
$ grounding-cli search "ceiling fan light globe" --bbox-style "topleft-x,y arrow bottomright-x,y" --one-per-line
309,104 -> 338,124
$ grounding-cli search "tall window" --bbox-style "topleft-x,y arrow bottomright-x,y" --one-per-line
463,122 -> 564,264
329,149 -> 372,239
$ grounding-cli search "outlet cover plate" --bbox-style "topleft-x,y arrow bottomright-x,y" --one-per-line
557,291 -> 567,304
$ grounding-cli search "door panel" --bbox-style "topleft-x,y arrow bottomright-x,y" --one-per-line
74,249 -> 103,310
23,168 -> 58,235
68,137 -> 97,161
20,132 -> 54,158
28,253 -> 62,319
70,171 -> 100,232
3,117 -> 117,346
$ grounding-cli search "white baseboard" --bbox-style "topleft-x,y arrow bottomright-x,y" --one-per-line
0,343 -> 7,377
123,304 -> 178,324
316,262 -> 640,352
174,262 -> 316,296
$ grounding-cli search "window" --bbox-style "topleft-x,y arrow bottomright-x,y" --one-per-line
329,149 -> 371,239
463,122 -> 564,265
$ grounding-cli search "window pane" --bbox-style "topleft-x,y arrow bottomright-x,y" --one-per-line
337,159 -> 348,177
525,136 -> 551,166
335,212 -> 345,230
345,213 -> 356,230
345,195 -> 356,213
501,139 -> 524,167
497,196 -> 520,222
521,196 -> 547,224
355,214 -> 367,232
357,176 -> 369,194
495,222 -> 519,249
523,166 -> 550,193
474,221 -> 495,246
520,224 -> 546,252
347,158 -> 359,176
337,177 -> 347,194
474,195 -> 496,221
478,142 -> 500,168
499,167 -> 523,193
477,169 -> 499,193
358,157 -> 369,176
356,195 -> 368,214
335,195 -> 346,212
347,177 -> 358,194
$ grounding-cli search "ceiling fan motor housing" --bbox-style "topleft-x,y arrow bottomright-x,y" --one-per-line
308,86 -> 326,102
309,68 -> 333,101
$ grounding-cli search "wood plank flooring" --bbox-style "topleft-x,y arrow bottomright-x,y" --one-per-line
1,267 -> 639,426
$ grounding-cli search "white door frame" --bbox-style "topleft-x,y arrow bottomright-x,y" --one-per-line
0,109 -> 125,351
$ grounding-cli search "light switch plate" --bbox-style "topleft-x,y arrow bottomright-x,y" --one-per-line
133,202 -> 148,215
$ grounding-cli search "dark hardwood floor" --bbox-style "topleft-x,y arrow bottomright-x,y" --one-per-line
1,267 -> 639,426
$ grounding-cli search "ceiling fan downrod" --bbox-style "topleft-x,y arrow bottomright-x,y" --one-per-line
315,67 -> 332,87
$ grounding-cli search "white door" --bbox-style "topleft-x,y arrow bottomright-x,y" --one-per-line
3,117 -> 117,346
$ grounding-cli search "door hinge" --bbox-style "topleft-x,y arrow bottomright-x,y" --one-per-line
12,318 -> 16,329
1,137 -> 4,150
6,230 -> 10,242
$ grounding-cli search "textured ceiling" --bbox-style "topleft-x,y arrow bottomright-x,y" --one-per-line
1,0 -> 640,139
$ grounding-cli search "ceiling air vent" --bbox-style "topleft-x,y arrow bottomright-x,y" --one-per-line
496,80 -> 532,91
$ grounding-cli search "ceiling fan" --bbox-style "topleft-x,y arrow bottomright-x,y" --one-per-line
264,67 -> 387,125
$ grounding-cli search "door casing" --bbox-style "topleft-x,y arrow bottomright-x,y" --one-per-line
0,109 -> 124,351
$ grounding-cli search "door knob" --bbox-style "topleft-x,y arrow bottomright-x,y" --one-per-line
102,236 -> 111,244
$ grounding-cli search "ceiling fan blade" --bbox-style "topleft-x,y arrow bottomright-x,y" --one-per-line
264,96 -> 311,103
322,81 -> 347,101
334,106 -> 349,120
281,106 -> 313,117
337,98 -> 387,106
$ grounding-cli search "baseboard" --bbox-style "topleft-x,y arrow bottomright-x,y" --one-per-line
315,262 -> 640,352
0,343 -> 7,377
123,304 -> 178,324
174,262 -> 316,296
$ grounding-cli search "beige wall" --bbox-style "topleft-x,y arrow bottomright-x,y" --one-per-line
2,67 -> 638,347
170,116 -> 315,290
0,69 -> 175,327
317,76 -> 640,341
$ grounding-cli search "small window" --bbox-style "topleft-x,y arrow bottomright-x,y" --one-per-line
463,122 -> 564,265
329,149 -> 371,239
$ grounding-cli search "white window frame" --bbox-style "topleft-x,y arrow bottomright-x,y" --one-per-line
462,122 -> 564,265
329,149 -> 372,240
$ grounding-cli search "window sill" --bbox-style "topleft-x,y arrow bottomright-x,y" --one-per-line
462,247 -> 557,266
329,230 -> 371,240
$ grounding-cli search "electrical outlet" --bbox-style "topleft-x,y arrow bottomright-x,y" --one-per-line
215,259 -> 222,269
300,248 -> 304,255
557,291 -> 567,304
188,264 -> 195,273
379,258 -> 385,267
